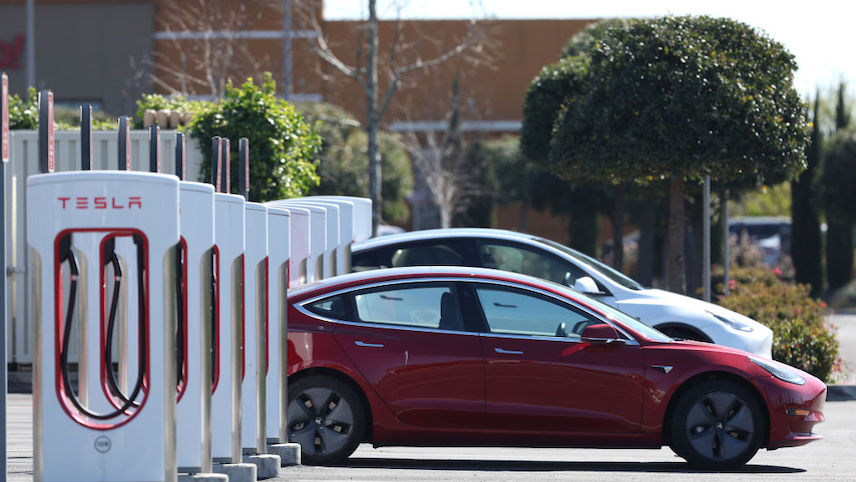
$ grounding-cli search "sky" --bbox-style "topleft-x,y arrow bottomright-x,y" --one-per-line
324,0 -> 856,96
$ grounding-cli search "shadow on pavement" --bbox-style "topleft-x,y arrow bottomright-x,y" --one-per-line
338,457 -> 805,474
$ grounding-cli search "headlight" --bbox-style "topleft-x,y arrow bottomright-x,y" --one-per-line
748,356 -> 806,385
707,310 -> 754,332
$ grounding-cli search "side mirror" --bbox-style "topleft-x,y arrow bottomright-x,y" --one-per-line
580,323 -> 621,343
573,276 -> 600,295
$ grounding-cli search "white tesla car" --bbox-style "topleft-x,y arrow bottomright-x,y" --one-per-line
351,228 -> 773,357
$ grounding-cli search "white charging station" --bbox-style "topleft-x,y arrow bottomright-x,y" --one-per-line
264,207 -> 290,443
311,196 -> 372,243
266,202 -> 322,283
282,201 -> 340,279
176,182 -> 216,474
241,202 -> 268,454
30,171 -> 179,482
298,197 -> 356,275
283,206 -> 310,288
210,192 -> 245,464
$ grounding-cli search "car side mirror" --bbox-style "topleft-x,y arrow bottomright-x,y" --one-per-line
580,323 -> 621,343
573,276 -> 600,295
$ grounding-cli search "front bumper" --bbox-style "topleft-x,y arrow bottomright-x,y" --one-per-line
754,374 -> 826,450
708,322 -> 774,358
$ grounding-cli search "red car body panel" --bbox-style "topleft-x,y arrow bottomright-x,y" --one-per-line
286,268 -> 825,451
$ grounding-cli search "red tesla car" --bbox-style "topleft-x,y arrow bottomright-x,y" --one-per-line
286,267 -> 825,469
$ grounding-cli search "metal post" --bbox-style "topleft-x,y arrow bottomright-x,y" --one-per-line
80,105 -> 92,170
26,0 -> 35,89
175,133 -> 185,181
239,138 -> 249,200
220,138 -> 230,194
282,0 -> 292,99
38,90 -> 54,173
722,189 -> 730,296
1,72 -> 10,482
149,125 -> 160,173
211,137 -> 222,192
703,175 -> 711,302
118,116 -> 130,170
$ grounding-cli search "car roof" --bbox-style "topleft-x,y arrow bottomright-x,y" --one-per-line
288,265 -> 561,299
352,228 -> 540,252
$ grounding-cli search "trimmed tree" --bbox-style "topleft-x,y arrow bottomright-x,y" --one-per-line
191,73 -> 321,201
548,16 -> 809,293
791,93 -> 824,296
823,83 -> 854,293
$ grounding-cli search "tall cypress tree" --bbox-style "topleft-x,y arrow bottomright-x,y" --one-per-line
791,93 -> 824,296
825,82 -> 854,293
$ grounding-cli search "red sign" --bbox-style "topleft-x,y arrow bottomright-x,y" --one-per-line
0,35 -> 24,71
47,91 -> 54,172
57,196 -> 143,210
2,73 -> 8,163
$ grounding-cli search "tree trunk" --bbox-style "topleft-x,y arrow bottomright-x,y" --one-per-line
366,0 -> 382,236
570,212 -> 599,257
612,184 -> 625,271
666,177 -> 686,293
636,202 -> 655,287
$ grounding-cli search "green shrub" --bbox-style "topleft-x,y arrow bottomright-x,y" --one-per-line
134,94 -> 210,129
718,266 -> 839,382
7,86 -> 38,129
190,73 -> 321,201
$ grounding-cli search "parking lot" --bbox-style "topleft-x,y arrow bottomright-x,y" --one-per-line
7,397 -> 855,481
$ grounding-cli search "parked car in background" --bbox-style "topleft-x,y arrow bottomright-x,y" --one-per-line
728,217 -> 791,267
287,267 -> 825,468
351,228 -> 773,357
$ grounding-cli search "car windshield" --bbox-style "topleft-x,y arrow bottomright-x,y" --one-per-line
536,237 -> 644,290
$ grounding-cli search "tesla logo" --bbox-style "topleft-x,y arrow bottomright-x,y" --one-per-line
57,196 -> 142,210
94,435 -> 112,453
0,35 -> 24,70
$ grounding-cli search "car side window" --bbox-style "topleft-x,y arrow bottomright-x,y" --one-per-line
390,243 -> 465,267
354,284 -> 464,331
474,286 -> 598,338
477,242 -> 587,287
306,295 -> 348,320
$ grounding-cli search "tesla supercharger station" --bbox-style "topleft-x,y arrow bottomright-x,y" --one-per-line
30,171 -> 179,482
311,196 -> 372,243
264,207 -> 291,446
282,206 -> 310,288
298,197 -> 356,275
281,202 -> 339,279
267,202 -> 323,283
210,192 -> 245,465
241,203 -> 268,455
176,182 -> 216,475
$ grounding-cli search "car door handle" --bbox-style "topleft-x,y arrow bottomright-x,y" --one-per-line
494,348 -> 524,355
354,341 -> 384,348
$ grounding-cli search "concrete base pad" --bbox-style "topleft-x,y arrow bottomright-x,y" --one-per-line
213,462 -> 257,482
268,443 -> 301,466
178,473 -> 229,482
243,454 -> 281,480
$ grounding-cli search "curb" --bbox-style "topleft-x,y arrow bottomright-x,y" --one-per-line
826,385 -> 856,401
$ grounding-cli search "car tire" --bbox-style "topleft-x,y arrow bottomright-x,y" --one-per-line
669,379 -> 765,469
287,375 -> 366,465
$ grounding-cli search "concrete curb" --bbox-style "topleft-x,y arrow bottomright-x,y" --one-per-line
268,443 -> 301,466
827,385 -> 856,401
243,454 -> 280,480
212,462 -> 257,482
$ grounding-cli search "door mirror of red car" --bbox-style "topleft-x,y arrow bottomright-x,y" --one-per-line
580,323 -> 621,343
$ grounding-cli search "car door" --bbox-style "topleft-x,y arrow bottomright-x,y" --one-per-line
326,281 -> 485,428
469,282 -> 644,433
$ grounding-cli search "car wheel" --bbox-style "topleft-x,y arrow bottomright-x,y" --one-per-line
669,379 -> 764,469
287,375 -> 365,465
